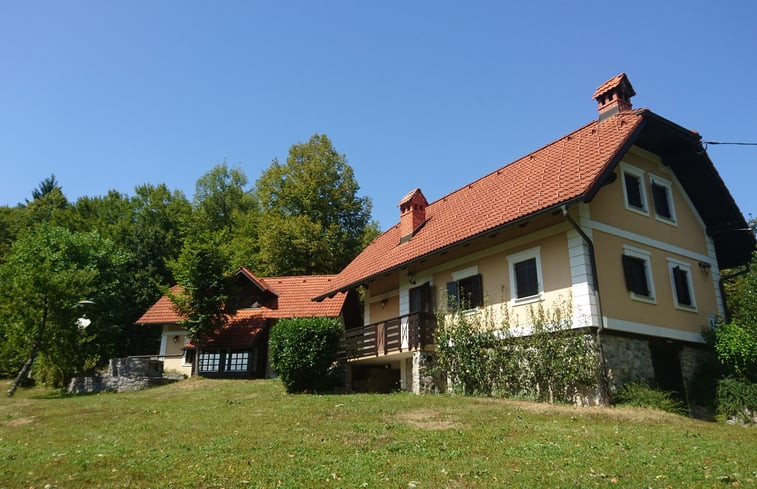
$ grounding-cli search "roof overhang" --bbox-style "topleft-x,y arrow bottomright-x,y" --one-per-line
313,197 -> 584,300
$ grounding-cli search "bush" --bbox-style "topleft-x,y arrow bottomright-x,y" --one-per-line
614,382 -> 687,415
712,322 -> 757,382
716,377 -> 757,424
269,317 -> 342,393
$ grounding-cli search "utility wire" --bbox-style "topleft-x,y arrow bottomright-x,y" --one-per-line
703,141 -> 757,146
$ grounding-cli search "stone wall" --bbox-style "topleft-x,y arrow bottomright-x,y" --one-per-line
602,334 -> 656,394
411,352 -> 445,394
68,357 -> 173,394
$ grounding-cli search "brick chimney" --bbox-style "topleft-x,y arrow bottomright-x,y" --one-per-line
398,188 -> 428,244
593,73 -> 636,121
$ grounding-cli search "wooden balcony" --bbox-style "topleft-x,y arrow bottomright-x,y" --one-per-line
341,312 -> 437,360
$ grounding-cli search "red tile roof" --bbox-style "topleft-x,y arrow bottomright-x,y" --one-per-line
196,315 -> 268,349
136,275 -> 346,325
236,267 -> 278,296
315,111 -> 645,299
136,285 -> 185,324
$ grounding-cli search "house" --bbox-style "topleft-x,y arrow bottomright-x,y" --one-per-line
136,267 -> 359,378
314,74 -> 754,401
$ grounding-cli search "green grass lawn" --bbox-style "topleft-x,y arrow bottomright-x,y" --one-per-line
1,378 -> 755,489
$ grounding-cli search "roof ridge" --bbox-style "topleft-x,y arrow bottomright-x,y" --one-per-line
422,114 -> 633,210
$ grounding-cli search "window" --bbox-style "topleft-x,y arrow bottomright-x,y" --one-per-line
183,348 -> 195,367
622,246 -> 655,303
667,259 -> 696,311
198,350 -> 221,372
409,283 -> 432,314
649,174 -> 676,224
621,164 -> 648,215
225,351 -> 249,372
446,273 -> 483,312
507,247 -> 544,305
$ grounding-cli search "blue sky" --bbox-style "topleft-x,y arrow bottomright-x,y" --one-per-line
1,1 -> 756,230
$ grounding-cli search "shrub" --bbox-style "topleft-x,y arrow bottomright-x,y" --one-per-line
614,382 -> 686,415
716,377 -> 757,424
712,322 -> 757,382
269,317 -> 342,393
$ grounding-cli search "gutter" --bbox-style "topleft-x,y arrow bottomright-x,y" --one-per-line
561,204 -> 611,405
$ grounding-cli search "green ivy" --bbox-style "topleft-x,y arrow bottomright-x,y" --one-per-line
434,300 -> 600,403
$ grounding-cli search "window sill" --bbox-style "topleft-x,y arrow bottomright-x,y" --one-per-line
674,304 -> 697,313
461,307 -> 481,316
624,205 -> 650,217
654,215 -> 678,226
630,293 -> 656,304
512,294 -> 543,306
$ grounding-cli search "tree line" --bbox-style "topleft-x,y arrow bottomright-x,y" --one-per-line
1,134 -> 380,394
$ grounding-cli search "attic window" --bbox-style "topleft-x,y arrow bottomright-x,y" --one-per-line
620,163 -> 648,215
649,174 -> 677,225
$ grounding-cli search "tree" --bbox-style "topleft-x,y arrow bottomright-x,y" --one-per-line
1,224 -> 128,396
255,133 -> 379,275
193,163 -> 255,233
168,232 -> 239,375
29,174 -> 62,201
68,185 -> 193,355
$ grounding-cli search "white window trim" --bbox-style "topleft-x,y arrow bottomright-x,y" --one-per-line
507,246 -> 544,306
451,265 -> 478,281
622,244 -> 656,304
667,258 -> 697,312
649,173 -> 677,226
620,162 -> 649,216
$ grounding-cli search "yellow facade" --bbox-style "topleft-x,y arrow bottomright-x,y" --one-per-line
587,145 -> 720,339
160,326 -> 192,376
362,145 -> 719,345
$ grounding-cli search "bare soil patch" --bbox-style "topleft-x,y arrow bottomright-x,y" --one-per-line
399,409 -> 462,430
4,416 -> 36,427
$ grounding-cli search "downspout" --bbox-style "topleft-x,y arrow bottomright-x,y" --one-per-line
561,205 -> 611,405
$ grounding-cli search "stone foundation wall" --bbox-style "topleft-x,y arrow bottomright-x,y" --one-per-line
602,334 -> 655,394
411,352 -> 445,394
68,357 -> 172,394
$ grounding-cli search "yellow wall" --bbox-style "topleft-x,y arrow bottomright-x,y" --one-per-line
369,294 -> 400,323
431,230 -> 573,328
161,326 -> 192,375
593,230 -> 717,333
589,146 -> 709,256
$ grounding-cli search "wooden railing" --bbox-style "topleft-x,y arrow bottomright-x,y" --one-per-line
341,312 -> 436,360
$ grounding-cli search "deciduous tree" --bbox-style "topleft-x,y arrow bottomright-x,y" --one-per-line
168,232 -> 239,375
1,224 -> 128,396
255,133 -> 378,275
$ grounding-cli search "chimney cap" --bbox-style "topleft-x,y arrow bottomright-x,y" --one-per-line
593,73 -> 636,102
398,188 -> 428,208
594,73 -> 636,120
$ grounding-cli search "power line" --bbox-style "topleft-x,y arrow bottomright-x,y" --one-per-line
703,141 -> 757,146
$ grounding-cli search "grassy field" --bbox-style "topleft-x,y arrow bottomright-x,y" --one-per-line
1,378 -> 755,489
